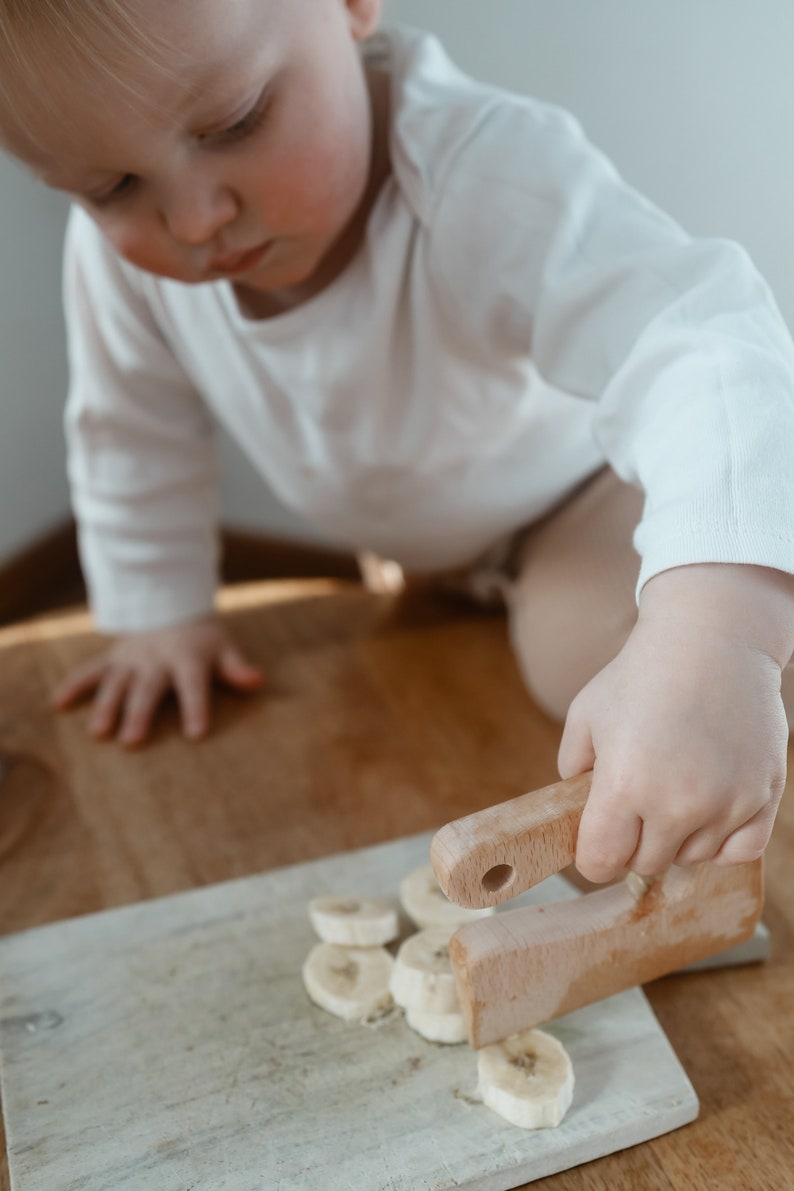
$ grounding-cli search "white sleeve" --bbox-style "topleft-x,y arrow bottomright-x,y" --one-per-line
428,98 -> 794,596
63,208 -> 220,632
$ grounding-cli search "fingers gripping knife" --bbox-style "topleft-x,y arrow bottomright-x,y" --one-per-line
429,772 -> 764,1049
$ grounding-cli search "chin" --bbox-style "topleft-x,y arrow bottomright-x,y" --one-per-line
245,255 -> 320,293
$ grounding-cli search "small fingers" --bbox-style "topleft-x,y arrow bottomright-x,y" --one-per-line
557,693 -> 595,781
576,770 -> 711,880
633,790 -> 779,872
215,644 -> 264,692
51,657 -> 109,710
117,668 -> 172,748
87,666 -> 133,738
672,824 -> 728,867
711,806 -> 777,866
575,783 -> 643,883
672,783 -> 780,867
173,660 -> 211,740
627,808 -> 733,877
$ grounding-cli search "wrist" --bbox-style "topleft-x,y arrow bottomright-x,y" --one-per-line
638,563 -> 794,669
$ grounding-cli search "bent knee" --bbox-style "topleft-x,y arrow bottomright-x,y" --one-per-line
508,610 -> 585,722
507,584 -> 636,723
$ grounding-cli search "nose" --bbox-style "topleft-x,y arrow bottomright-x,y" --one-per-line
160,172 -> 238,246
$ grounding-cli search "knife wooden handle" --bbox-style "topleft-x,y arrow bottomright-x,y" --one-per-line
430,771 -> 593,909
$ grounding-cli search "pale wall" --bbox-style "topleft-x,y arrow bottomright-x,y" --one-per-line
1,0 -> 793,561
0,155 -> 71,558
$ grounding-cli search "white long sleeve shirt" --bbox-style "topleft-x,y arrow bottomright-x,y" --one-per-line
63,25 -> 794,632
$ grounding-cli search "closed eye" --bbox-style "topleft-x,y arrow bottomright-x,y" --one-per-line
88,173 -> 137,206
83,84 -> 275,206
204,88 -> 273,147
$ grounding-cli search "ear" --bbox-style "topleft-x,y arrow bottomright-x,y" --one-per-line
345,0 -> 382,41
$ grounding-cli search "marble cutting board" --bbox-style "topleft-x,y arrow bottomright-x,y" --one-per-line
0,830 -> 699,1191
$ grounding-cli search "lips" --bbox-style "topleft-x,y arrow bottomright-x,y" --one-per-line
209,240 -> 272,275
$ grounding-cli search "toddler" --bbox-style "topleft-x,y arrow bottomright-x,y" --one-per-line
2,0 -> 793,884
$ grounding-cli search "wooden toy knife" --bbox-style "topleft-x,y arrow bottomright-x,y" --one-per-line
430,771 -> 764,1049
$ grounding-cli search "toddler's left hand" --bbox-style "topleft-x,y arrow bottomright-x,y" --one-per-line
558,565 -> 792,883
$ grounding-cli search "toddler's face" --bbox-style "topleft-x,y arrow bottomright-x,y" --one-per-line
1,0 -> 381,297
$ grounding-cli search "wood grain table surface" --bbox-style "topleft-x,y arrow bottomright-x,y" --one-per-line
0,579 -> 791,1191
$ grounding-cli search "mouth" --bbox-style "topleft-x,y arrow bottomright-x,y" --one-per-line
209,240 -> 273,276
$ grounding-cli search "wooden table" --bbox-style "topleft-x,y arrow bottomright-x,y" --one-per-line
0,579 -> 791,1190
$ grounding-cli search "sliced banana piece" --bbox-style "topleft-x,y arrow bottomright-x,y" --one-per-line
390,927 -> 460,1014
405,1005 -> 468,1044
399,864 -> 495,930
302,942 -> 394,1022
308,895 -> 399,947
478,1028 -> 574,1129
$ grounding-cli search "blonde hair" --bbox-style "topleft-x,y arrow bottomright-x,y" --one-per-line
0,0 -> 179,146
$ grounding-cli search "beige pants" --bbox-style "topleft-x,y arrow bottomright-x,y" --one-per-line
361,467 -> 794,725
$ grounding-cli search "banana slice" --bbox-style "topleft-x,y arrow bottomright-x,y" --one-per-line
405,1005 -> 468,1044
478,1028 -> 574,1129
390,927 -> 460,1014
302,942 -> 394,1022
308,896 -> 399,947
399,864 -> 495,930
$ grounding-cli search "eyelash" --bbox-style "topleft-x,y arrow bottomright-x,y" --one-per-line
212,95 -> 271,145
90,92 -> 271,205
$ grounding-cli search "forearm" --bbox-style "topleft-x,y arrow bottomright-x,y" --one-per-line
638,563 -> 794,671
75,514 -> 220,633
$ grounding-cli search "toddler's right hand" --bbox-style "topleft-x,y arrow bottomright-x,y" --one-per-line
50,615 -> 264,746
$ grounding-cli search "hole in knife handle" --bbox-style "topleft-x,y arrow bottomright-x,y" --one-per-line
481,864 -> 514,893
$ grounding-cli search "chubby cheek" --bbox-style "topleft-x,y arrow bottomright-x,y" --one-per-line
261,91 -> 371,235
95,214 -> 189,281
